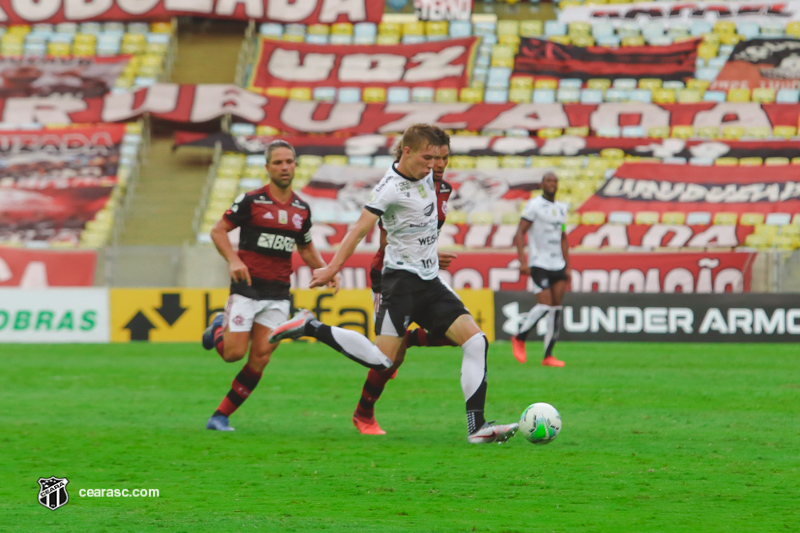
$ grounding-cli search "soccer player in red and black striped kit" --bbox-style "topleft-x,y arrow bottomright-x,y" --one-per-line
352,134 -> 458,435
201,140 -> 339,431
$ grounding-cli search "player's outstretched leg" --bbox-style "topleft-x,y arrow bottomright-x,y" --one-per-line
270,309 -> 393,370
542,306 -> 565,367
352,367 -> 393,435
511,304 -> 550,364
202,313 -> 225,357
461,332 -> 519,443
206,363 -> 263,431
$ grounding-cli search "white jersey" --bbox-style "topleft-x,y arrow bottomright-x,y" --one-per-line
520,195 -> 568,271
365,164 -> 439,280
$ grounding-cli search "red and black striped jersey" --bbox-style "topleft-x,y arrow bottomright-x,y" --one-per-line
223,185 -> 312,300
370,179 -> 452,274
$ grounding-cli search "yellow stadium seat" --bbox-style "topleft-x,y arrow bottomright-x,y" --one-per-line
727,88 -> 750,102
307,24 -> 329,36
752,87 -> 775,103
537,128 -> 563,138
500,156 -> 527,168
697,43 -> 719,61
743,233 -> 770,249
740,213 -> 765,226
772,235 -> 800,250
323,155 -> 349,166
714,21 -> 737,34
362,87 -> 386,103
696,126 -> 719,139
566,212 -> 580,226
425,21 -> 448,38
498,34 -> 521,48
331,22 -> 353,36
600,148 -> 625,159
765,157 -> 790,166
581,211 -> 606,225
402,21 -> 425,36
622,36 -> 646,47
653,89 -> 676,104
509,88 -> 532,103
510,76 -> 533,90
501,211 -> 521,225
787,21 -> 800,37
549,35 -> 571,45
722,125 -> 745,140
713,212 -> 739,225
376,34 -> 399,45
475,156 -> 500,170
568,21 -> 591,36
714,157 -> 738,166
448,156 -> 475,169
638,78 -> 662,90
634,211 -> 660,225
720,33 -> 743,46
520,20 -> 543,38
781,224 -> 800,236
678,89 -> 703,103
378,21 -> 401,35
587,79 -> 612,91
739,157 -> 763,166
687,79 -> 710,91
265,87 -> 288,98
662,212 -> 687,225
288,87 -> 312,100
458,87 -> 483,103
793,157 -> 800,165
754,224 -> 780,237
497,19 -> 520,36
256,125 -> 280,136
446,210 -> 468,224
470,211 -> 495,225
534,78 -> 558,90
773,126 -> 797,138
647,126 -> 671,138
565,127 -> 590,137
671,125 -> 694,139
434,88 -> 458,103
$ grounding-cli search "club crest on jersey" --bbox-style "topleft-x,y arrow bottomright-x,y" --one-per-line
38,477 -> 69,511
423,203 -> 434,216
441,201 -> 448,215
278,210 -> 288,224
417,185 -> 428,198
292,213 -> 303,230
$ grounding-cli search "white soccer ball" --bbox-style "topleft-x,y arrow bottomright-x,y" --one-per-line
519,402 -> 561,444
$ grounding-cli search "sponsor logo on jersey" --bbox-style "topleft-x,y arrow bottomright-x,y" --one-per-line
423,202 -> 434,216
256,232 -> 296,252
291,199 -> 307,210
253,196 -> 272,204
418,184 -> 428,198
292,213 -> 303,230
279,210 -> 288,224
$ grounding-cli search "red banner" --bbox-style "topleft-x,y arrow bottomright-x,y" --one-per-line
307,223 -> 754,250
10,85 -> 800,132
710,38 -> 800,91
514,38 -> 698,82
176,131 -> 800,160
0,56 -> 129,98
248,37 -> 478,90
0,247 -> 96,287
578,163 -> 800,215
291,251 -> 755,293
0,0 -> 381,24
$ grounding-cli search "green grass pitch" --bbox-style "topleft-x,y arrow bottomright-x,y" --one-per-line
2,341 -> 798,532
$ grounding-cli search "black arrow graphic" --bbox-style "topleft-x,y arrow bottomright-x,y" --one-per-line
155,293 -> 187,326
124,311 -> 156,341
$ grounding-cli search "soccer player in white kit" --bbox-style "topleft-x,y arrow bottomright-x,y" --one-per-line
511,172 -> 570,367
270,124 -> 518,443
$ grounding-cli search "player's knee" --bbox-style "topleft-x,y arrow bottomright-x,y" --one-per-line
222,345 -> 246,362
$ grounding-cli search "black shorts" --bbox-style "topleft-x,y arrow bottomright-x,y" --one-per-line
370,268 -> 382,295
375,269 -> 469,338
530,266 -> 568,291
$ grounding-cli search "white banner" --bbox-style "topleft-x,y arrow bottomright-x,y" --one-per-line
558,1 -> 800,27
0,288 -> 109,343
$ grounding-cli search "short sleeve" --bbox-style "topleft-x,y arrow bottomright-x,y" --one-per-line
520,199 -> 537,222
223,192 -> 251,227
365,177 -> 397,216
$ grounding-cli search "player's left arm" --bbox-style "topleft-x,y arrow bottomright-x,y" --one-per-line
561,228 -> 572,286
297,241 -> 341,292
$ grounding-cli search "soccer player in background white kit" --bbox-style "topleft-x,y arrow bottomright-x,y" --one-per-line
270,124 -> 518,443
511,172 -> 570,367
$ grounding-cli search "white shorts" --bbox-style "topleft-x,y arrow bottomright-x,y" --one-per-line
224,294 -> 290,333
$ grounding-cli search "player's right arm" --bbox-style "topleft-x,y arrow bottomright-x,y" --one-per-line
210,218 -> 252,286
310,208 -> 379,288
514,218 -> 532,276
